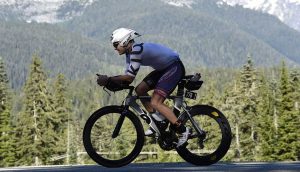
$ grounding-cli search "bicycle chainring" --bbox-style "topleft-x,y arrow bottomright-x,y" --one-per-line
158,131 -> 177,151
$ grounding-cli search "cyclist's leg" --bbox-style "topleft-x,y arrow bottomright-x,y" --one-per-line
151,90 -> 190,147
150,93 -> 177,124
135,70 -> 162,113
135,81 -> 153,112
136,71 -> 167,136
151,60 -> 190,147
151,60 -> 184,121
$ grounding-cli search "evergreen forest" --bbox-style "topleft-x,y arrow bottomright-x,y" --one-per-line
0,54 -> 299,167
0,0 -> 300,167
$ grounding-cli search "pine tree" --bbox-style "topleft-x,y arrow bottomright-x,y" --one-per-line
222,78 -> 243,161
290,70 -> 300,112
256,73 -> 277,160
238,57 -> 259,161
0,57 -> 16,167
15,54 -> 56,165
222,57 -> 259,161
68,118 -> 79,164
275,62 -> 300,160
52,73 -> 72,164
289,69 -> 300,160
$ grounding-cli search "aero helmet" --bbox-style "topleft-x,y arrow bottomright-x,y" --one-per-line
111,28 -> 141,47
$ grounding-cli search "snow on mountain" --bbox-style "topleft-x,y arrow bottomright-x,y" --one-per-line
1,0 -> 300,32
162,0 -> 196,8
217,0 -> 300,31
0,0 -> 96,23
0,0 -> 15,6
162,0 -> 300,32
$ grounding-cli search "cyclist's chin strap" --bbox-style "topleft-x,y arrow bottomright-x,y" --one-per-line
170,120 -> 186,133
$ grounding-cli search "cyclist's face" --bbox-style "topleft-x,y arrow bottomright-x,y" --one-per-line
113,42 -> 126,55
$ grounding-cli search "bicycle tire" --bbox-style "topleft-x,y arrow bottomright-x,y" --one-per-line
83,106 -> 144,167
176,105 -> 232,166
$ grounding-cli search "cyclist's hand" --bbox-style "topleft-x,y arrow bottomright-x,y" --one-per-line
96,74 -> 109,86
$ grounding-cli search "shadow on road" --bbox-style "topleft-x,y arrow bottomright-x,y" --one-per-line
1,162 -> 300,172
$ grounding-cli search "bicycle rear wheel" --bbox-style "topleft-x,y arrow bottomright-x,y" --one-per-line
176,105 -> 232,165
83,106 -> 144,167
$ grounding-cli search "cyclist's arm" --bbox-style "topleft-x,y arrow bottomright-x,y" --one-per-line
110,47 -> 142,85
110,75 -> 134,85
111,52 -> 141,85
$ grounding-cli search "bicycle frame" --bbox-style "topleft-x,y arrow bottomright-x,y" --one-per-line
84,75 -> 232,167
113,78 -> 206,138
126,95 -> 182,136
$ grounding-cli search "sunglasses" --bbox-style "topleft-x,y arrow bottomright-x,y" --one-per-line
113,42 -> 119,48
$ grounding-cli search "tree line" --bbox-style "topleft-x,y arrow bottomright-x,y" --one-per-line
0,55 -> 299,167
4,0 -> 300,89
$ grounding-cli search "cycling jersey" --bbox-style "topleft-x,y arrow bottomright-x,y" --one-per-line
125,43 -> 180,77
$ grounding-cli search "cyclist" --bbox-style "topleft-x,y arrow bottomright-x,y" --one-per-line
97,28 -> 190,147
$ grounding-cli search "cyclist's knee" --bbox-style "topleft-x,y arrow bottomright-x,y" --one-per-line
150,94 -> 164,110
135,83 -> 150,95
135,86 -> 145,95
150,99 -> 160,110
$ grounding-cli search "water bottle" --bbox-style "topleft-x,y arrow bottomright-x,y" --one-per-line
191,73 -> 201,81
151,112 -> 166,121
151,112 -> 168,131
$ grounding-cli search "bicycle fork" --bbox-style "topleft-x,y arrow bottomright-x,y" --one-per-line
111,108 -> 128,138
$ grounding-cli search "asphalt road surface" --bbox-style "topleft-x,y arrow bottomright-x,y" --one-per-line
1,162 -> 299,172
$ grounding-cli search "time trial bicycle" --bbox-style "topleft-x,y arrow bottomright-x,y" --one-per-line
83,74 -> 232,167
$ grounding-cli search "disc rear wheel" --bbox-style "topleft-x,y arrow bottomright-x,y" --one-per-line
176,105 -> 232,166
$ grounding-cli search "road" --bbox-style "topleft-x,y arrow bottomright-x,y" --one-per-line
1,162 -> 299,172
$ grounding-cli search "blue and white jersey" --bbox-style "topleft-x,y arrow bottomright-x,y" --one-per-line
125,42 -> 180,77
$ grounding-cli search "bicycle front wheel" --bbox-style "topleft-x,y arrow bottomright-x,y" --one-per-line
83,106 -> 144,167
176,105 -> 232,166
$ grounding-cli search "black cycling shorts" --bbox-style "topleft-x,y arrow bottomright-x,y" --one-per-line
142,60 -> 185,98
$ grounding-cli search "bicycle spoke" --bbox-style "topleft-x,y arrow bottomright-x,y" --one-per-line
108,139 -> 115,157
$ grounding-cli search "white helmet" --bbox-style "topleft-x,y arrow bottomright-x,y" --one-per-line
111,28 -> 141,47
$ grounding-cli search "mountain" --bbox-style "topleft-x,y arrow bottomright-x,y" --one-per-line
162,0 -> 196,8
0,0 -> 96,23
0,20 -> 122,88
190,0 -> 300,65
1,0 -> 300,89
217,0 -> 300,32
1,0 -> 300,32
62,0 -> 300,66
